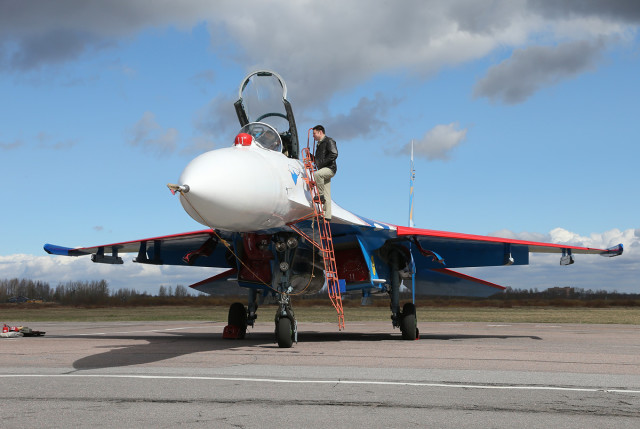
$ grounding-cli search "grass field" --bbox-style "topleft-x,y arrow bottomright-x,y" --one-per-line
2,305 -> 639,325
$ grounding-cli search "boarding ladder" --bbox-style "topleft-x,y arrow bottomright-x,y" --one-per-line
299,146 -> 345,330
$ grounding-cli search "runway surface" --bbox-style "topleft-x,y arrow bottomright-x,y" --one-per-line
1,320 -> 639,428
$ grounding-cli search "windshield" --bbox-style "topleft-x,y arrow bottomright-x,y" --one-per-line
239,122 -> 283,152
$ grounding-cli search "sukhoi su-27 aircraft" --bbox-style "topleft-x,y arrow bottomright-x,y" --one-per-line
45,70 -> 623,348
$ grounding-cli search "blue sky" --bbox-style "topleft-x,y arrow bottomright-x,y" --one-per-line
1,1 -> 638,294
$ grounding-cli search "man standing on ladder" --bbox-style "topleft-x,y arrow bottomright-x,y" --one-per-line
312,125 -> 338,222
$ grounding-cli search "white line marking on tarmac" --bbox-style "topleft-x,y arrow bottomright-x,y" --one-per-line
73,326 -> 214,336
2,374 -> 639,394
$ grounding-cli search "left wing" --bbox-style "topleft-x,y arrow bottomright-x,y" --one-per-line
397,225 -> 623,268
392,225 -> 623,297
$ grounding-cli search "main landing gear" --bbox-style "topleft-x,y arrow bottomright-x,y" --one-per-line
223,288 -> 258,340
386,245 -> 419,341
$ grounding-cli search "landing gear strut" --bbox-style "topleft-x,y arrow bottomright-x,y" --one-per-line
388,248 -> 419,341
273,232 -> 299,348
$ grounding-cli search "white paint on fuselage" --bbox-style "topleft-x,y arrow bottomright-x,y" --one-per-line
178,142 -> 386,232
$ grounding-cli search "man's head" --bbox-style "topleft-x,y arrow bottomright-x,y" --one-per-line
312,125 -> 325,141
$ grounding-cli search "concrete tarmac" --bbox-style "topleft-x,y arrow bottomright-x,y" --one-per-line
1,320 -> 639,428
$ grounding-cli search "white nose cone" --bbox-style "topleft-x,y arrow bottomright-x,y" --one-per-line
178,147 -> 284,231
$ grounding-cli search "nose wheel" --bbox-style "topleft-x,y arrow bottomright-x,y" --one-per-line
275,308 -> 296,348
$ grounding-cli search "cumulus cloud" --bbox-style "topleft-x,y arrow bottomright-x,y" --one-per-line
320,94 -> 398,141
0,253 -> 216,295
468,227 -> 640,293
0,0 -> 200,71
398,123 -> 468,161
474,40 -> 607,104
489,227 -> 635,251
1,1 -> 636,106
128,111 -> 179,155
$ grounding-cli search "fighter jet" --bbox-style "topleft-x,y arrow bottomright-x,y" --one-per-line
45,70 -> 623,348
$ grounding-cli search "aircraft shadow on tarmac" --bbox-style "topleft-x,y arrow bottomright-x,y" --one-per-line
71,330 -> 542,370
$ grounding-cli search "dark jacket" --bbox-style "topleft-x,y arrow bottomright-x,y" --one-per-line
315,136 -> 338,173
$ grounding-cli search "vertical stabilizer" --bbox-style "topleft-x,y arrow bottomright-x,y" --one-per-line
409,140 -> 415,228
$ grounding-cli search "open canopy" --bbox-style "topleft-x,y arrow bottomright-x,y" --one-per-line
234,70 -> 299,159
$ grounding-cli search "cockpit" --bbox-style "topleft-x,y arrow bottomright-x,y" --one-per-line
237,122 -> 283,152
234,71 -> 299,159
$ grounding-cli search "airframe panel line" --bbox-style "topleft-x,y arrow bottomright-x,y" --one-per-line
1,374 -> 639,394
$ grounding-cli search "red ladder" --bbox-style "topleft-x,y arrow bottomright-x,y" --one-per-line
300,146 -> 345,330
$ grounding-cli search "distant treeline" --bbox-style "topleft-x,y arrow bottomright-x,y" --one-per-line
1,278 -> 639,307
0,278 -> 198,306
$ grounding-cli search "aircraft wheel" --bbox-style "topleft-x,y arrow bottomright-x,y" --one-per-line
228,302 -> 247,339
400,303 -> 417,340
276,317 -> 294,348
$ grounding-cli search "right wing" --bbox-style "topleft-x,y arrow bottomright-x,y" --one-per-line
44,229 -> 233,268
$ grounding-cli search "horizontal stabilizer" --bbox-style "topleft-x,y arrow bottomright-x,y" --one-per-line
432,268 -> 506,291
189,269 -> 239,295
414,268 -> 506,298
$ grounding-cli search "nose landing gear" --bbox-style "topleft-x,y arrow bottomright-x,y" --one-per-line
273,232 -> 299,348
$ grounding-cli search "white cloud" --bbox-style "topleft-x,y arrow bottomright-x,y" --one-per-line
400,123 -> 468,161
465,227 -> 640,293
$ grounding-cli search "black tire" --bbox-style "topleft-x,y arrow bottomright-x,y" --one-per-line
402,302 -> 416,316
400,302 -> 417,340
228,302 -> 247,339
401,313 -> 417,340
276,317 -> 294,348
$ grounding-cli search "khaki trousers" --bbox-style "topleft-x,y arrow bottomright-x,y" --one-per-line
315,167 -> 335,219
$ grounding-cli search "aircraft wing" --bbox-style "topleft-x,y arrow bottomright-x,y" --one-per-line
44,229 -> 234,268
392,225 -> 623,297
396,225 -> 623,268
43,219 -> 623,298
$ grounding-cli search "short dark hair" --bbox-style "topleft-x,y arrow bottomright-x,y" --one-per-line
313,125 -> 325,133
